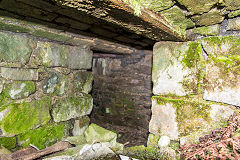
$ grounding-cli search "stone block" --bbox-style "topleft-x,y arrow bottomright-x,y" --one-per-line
152,41 -> 204,96
73,71 -> 93,94
202,36 -> 240,106
72,116 -> 90,136
148,0 -> 175,12
0,32 -> 35,64
192,24 -> 220,36
191,9 -> 224,26
84,123 -> 117,144
0,67 -> 38,81
18,123 -> 70,150
0,97 -> 51,136
7,81 -> 35,99
149,96 -> 235,142
225,0 -> 240,11
37,42 -> 92,69
52,95 -> 93,122
227,17 -> 240,31
42,71 -> 68,96
176,0 -> 218,14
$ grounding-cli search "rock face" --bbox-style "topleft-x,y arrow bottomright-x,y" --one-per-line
152,41 -> 203,96
0,97 -> 51,136
150,97 -> 235,143
8,81 -> 36,99
192,24 -> 220,36
202,36 -> 240,106
52,95 -> 93,122
227,17 -> 240,30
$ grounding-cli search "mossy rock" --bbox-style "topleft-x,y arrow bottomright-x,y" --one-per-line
225,0 -> 240,11
160,6 -> 195,36
52,95 -> 93,122
153,41 -> 204,96
228,10 -> 240,18
202,36 -> 240,106
191,10 -> 224,26
7,81 -> 36,100
18,122 -> 70,150
73,71 -> 93,94
84,123 -> 117,144
149,96 -> 235,142
0,97 -> 51,136
176,0 -> 218,14
0,32 -> 36,64
192,24 -> 220,36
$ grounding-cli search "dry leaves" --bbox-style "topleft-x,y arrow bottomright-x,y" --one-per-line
179,113 -> 240,160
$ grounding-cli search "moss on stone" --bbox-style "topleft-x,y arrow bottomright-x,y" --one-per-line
192,25 -> 220,36
32,30 -> 70,42
0,136 -> 16,151
228,10 -> 240,18
1,97 -> 51,136
160,6 -> 195,36
153,96 -> 212,136
18,123 -> 69,150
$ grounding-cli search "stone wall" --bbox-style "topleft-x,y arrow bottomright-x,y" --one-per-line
0,30 -> 93,151
91,50 -> 152,146
150,34 -> 240,149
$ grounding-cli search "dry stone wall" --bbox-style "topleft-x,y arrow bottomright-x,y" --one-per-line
0,30 -> 93,151
151,30 -> 240,150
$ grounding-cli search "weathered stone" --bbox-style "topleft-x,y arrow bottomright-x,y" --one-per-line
38,42 -> 92,69
176,0 -> 218,14
0,32 -> 35,64
192,24 -> 220,36
149,98 -> 178,139
76,143 -> 117,160
202,36 -> 240,106
42,71 -> 68,96
152,41 -> 204,96
0,146 -> 11,155
149,0 -> 175,12
150,96 -> 236,142
225,0 -> 240,11
72,116 -> 90,136
18,123 -> 69,150
0,67 -> 38,81
52,95 -> 93,122
227,17 -> 240,30
228,10 -> 240,18
191,9 -> 225,26
7,81 -> 35,99
73,71 -> 93,94
84,123 -> 117,144
160,6 -> 195,35
158,136 -> 170,147
0,97 -> 51,136
65,135 -> 87,146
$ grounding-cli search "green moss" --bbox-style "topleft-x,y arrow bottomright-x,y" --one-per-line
192,25 -> 220,36
153,96 -> 212,136
126,145 -> 167,159
228,10 -> 240,18
181,42 -> 205,94
1,97 -> 51,135
18,123 -> 69,150
0,136 -> 16,151
7,81 -> 36,99
32,30 -> 70,42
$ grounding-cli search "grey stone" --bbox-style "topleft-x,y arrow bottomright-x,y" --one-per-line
0,32 -> 35,64
152,41 -> 203,96
43,156 -> 74,160
42,71 -> 68,96
225,0 -> 240,11
67,46 -> 92,69
8,81 -> 36,99
38,42 -> 92,69
149,98 -> 178,139
76,143 -> 117,160
73,71 -> 93,94
227,17 -> 240,31
202,36 -> 240,106
158,136 -> 170,147
52,95 -> 93,122
0,67 -> 38,80
73,116 -> 90,136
